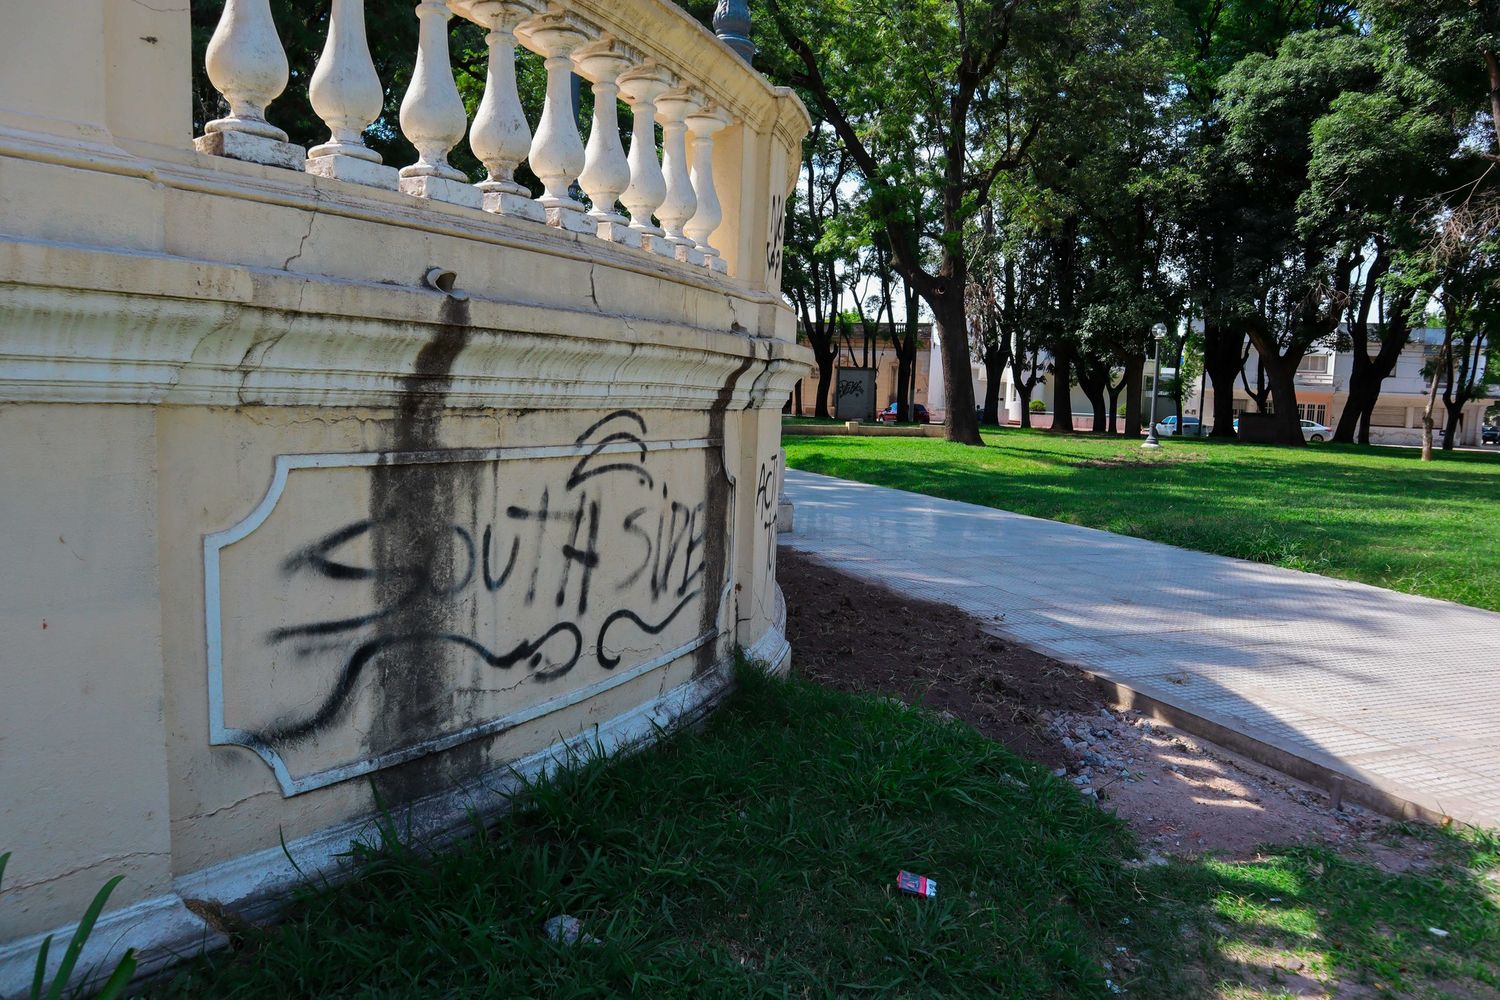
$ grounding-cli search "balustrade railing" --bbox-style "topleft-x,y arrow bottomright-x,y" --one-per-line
192,0 -> 761,277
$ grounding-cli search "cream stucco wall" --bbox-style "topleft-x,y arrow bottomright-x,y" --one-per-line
0,404 -> 177,938
0,0 -> 809,989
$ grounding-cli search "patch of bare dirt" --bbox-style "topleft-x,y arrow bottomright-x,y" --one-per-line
780,547 -> 1392,863
1044,709 -> 1387,861
1071,453 -> 1203,469
780,548 -> 1098,769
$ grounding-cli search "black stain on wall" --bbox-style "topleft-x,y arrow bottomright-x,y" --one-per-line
367,296 -> 480,805
238,292 -> 767,796
697,352 -> 756,676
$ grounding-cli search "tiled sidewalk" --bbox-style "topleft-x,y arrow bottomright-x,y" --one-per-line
782,469 -> 1500,828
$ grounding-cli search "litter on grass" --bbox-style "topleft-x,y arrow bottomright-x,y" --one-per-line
897,871 -> 937,898
542,914 -> 600,947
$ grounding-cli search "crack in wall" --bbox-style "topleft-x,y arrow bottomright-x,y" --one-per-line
191,788 -> 277,822
6,851 -> 169,893
281,202 -> 318,272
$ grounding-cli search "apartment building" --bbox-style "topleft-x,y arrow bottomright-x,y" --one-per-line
1199,329 -> 1493,446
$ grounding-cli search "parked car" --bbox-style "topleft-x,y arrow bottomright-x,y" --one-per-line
877,403 -> 930,424
1153,415 -> 1201,437
1300,419 -> 1331,442
1484,425 -> 1499,445
1229,417 -> 1331,442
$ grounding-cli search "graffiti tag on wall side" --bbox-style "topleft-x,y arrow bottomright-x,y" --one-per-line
205,412 -> 726,794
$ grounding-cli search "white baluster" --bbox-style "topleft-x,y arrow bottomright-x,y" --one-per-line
306,0 -> 398,188
655,89 -> 702,265
517,13 -> 592,234
398,0 -> 481,207
684,105 -> 731,273
573,37 -> 634,245
194,0 -> 305,169
454,0 -> 545,223
618,63 -> 673,257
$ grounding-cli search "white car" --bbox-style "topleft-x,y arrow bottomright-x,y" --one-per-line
1300,419 -> 1331,442
1153,415 -> 1202,437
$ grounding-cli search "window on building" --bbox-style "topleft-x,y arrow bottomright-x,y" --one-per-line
1369,406 -> 1405,427
1233,398 -> 1271,417
1296,403 -> 1327,424
1297,355 -> 1331,374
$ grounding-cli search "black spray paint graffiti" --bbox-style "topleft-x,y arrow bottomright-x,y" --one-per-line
250,411 -> 711,749
766,192 -> 784,284
835,377 -> 865,402
755,455 -> 780,576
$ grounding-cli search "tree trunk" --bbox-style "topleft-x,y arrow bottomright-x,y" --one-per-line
1088,390 -> 1107,433
1422,322 -> 1456,460
1106,380 -> 1123,435
908,345 -> 918,419
982,353 -> 1003,426
812,352 -> 835,419
935,295 -> 982,444
1442,403 -> 1462,451
1203,320 -> 1242,438
1169,335 -> 1187,430
894,347 -> 913,424
1123,353 -> 1144,437
1263,359 -> 1305,447
1077,360 -> 1108,433
793,381 -> 804,417
1333,270 -> 1409,445
1333,380 -> 1377,445
1050,345 -> 1075,433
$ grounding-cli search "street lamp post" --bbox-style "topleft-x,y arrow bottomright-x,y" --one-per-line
1143,324 -> 1165,449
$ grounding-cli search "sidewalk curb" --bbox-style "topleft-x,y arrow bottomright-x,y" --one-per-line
1042,651 -> 1484,832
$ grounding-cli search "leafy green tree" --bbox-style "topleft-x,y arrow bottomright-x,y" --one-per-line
783,117 -> 857,419
1169,0 -> 1356,440
1420,200 -> 1500,453
1210,29 -> 1386,444
1308,59 -> 1466,443
966,206 -> 1011,426
1362,0 -> 1500,151
758,0 -> 1165,444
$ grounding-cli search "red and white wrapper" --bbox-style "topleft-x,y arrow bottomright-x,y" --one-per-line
896,870 -> 937,898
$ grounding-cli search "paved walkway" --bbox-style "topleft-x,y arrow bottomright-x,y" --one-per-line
782,470 -> 1500,828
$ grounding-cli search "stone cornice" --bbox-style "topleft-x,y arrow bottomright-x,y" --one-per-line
564,0 -> 809,136
0,124 -> 797,311
0,238 -> 812,411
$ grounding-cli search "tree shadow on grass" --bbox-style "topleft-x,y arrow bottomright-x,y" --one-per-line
1123,829 -> 1500,997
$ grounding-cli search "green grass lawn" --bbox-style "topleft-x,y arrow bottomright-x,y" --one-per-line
783,429 -> 1500,612
152,669 -> 1499,998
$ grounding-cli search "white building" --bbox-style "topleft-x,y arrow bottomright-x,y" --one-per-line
1199,330 -> 1493,446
